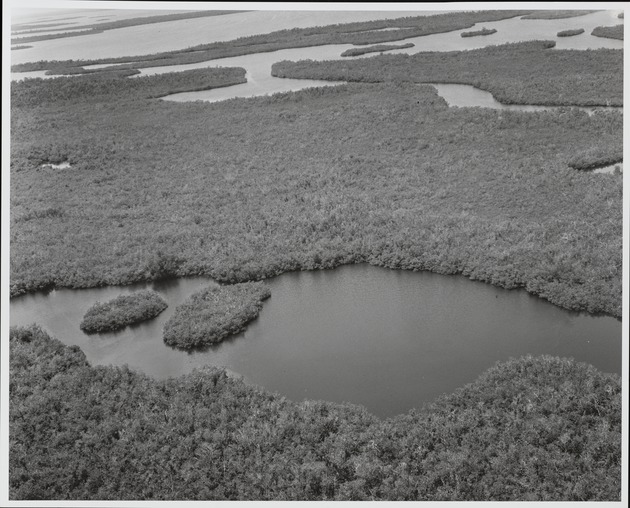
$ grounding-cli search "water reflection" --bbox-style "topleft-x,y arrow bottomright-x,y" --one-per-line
10,264 -> 621,417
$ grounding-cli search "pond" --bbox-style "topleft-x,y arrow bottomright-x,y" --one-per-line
10,264 -> 621,418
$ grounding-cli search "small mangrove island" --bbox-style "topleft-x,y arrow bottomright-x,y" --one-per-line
341,43 -> 414,57
460,27 -> 497,37
557,28 -> 585,37
79,289 -> 168,333
163,281 -> 271,349
591,24 -> 624,40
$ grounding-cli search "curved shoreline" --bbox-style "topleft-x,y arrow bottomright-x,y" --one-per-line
9,260 -> 623,320
10,78 -> 622,319
9,264 -> 622,415
9,326 -> 622,500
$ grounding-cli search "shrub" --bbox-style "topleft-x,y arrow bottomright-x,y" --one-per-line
557,28 -> 585,37
80,289 -> 167,333
163,282 -> 271,349
460,27 -> 497,37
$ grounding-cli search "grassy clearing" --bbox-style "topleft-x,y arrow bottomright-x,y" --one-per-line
271,40 -> 622,107
591,25 -> 624,40
80,290 -> 168,333
10,71 -> 622,317
163,282 -> 271,349
341,43 -> 414,57
9,326 -> 621,500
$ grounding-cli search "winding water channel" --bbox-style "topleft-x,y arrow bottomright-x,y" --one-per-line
10,11 -> 624,120
11,10 -> 624,110
10,264 -> 621,418
146,10 -> 624,105
9,9 -> 624,417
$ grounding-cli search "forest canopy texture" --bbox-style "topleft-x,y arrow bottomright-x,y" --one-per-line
271,41 -> 623,106
8,10 -> 624,503
9,326 -> 621,500
10,53 -> 623,317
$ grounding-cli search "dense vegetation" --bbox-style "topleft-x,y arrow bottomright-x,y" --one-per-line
9,326 -> 621,500
271,40 -> 623,107
11,10 -> 532,75
567,147 -> 623,171
10,73 -> 622,317
341,43 -> 414,57
11,67 -> 246,108
79,290 -> 168,333
591,24 -> 624,40
460,27 -> 497,37
557,28 -> 585,37
163,282 -> 270,349
7,12 -> 624,502
10,10 -> 244,44
521,10 -> 596,19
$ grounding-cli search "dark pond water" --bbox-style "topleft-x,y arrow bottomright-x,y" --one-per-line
10,264 -> 621,417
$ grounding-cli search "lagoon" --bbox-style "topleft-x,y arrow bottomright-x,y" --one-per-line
10,264 -> 621,418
